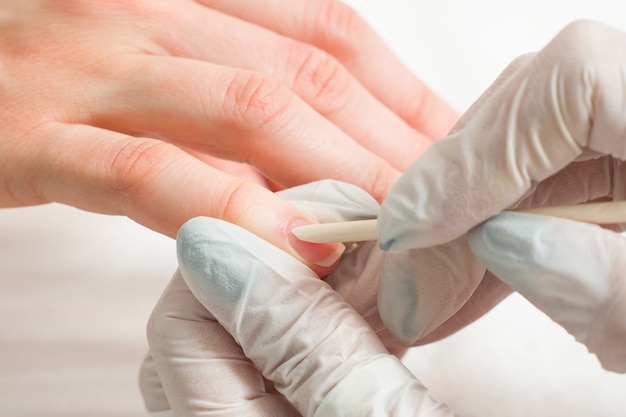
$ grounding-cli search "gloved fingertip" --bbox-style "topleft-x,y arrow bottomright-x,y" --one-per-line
377,250 -> 441,345
468,211 -> 604,293
176,216 -> 316,327
176,217 -> 252,307
277,180 -> 380,222
467,212 -> 533,284
377,236 -> 396,252
377,215 -> 419,252
377,258 -> 424,345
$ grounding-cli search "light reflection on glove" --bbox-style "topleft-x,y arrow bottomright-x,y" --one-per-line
140,180 -> 458,416
378,20 -> 626,372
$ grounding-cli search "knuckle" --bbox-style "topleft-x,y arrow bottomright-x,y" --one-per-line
363,163 -> 398,203
290,45 -> 351,115
315,0 -> 364,54
54,0 -> 143,15
399,81 -> 431,130
218,179 -> 258,225
224,71 -> 292,131
104,138 -> 174,195
0,174 -> 23,206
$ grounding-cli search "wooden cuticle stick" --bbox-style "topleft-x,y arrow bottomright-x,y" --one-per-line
291,201 -> 626,243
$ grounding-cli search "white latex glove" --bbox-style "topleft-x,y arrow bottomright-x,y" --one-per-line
378,20 -> 626,372
468,212 -> 626,372
141,180 -> 457,417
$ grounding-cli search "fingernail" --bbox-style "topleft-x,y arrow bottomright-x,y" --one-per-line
315,244 -> 346,267
288,219 -> 345,268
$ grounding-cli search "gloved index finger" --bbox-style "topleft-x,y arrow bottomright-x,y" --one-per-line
378,21 -> 626,250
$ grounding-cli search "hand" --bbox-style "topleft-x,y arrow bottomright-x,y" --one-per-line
0,0 -> 456,273
378,20 -> 626,367
141,182 -> 457,416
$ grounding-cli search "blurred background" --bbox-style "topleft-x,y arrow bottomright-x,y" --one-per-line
1,1 -> 626,416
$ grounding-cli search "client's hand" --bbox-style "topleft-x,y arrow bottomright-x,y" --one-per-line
0,0 -> 457,274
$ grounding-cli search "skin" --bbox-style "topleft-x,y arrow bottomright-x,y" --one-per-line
0,0 -> 457,275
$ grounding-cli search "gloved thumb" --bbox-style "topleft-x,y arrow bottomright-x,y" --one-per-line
177,216 -> 456,416
468,211 -> 626,373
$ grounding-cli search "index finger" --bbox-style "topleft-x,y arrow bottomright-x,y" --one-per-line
21,123 -> 344,276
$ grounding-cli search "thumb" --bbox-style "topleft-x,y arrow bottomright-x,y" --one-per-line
177,217 -> 456,416
468,211 -> 626,372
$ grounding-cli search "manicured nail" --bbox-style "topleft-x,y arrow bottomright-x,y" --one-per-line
288,219 -> 345,269
315,243 -> 346,267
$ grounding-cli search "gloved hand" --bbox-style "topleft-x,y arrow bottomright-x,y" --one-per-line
468,212 -> 626,372
378,20 -> 626,372
141,180 -> 459,416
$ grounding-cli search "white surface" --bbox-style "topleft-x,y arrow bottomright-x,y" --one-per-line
2,1 -> 626,416
0,205 -> 175,416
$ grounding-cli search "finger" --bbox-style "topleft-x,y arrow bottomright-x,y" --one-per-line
515,157 -> 615,208
147,271 -> 300,416
413,272 -> 512,345
275,180 -> 494,352
24,123 -> 343,275
379,21 -> 626,250
90,55 -> 400,202
276,181 -> 407,354
198,0 -> 459,138
149,2 -> 431,170
320,211 -> 508,349
278,181 -> 409,354
177,217 -> 455,416
324,241 -> 410,356
377,237 -> 487,344
468,211 -> 626,372
276,179 -> 380,223
187,152 -> 269,186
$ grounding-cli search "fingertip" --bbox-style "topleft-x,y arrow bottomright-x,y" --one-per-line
288,217 -> 345,273
467,211 -> 604,294
377,268 -> 423,345
467,212 -> 537,284
377,211 -> 421,252
176,217 -> 246,305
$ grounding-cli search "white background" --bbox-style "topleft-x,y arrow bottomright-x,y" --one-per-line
2,1 -> 626,416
